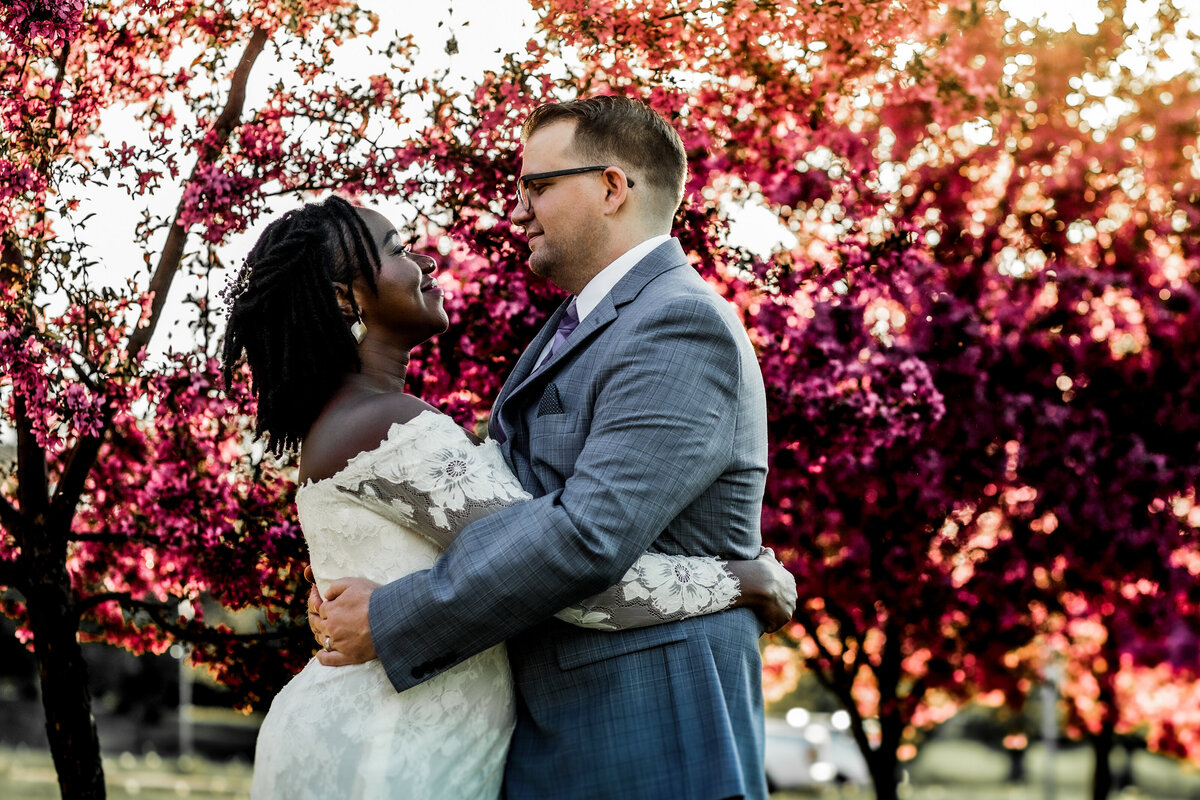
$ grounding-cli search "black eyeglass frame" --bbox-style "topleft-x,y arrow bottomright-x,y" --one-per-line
516,165 -> 635,208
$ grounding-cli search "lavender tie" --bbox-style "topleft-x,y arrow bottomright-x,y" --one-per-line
493,299 -> 580,444
537,298 -> 580,369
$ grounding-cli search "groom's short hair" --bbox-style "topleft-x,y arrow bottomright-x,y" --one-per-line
522,96 -> 687,223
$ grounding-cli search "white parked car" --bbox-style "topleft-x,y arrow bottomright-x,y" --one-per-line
763,711 -> 871,791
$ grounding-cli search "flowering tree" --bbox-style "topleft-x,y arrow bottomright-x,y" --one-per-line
4,1 -> 1199,800
411,4 -> 1199,800
413,3 -> 1200,799
887,6 -> 1200,799
0,1 -> 450,797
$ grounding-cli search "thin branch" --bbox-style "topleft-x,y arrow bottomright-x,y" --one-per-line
125,25 -> 270,359
25,40 -> 73,286
793,604 -> 847,680
67,353 -> 101,392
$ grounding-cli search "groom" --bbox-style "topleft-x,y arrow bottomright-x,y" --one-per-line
320,96 -> 772,799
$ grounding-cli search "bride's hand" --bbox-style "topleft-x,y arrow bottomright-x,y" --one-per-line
316,577 -> 381,666
726,549 -> 797,633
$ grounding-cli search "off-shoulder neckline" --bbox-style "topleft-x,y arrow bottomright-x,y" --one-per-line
296,409 -> 490,493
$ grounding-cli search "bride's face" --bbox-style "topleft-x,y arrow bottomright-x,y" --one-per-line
353,208 -> 449,346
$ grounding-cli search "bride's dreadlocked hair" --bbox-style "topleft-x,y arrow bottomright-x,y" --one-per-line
222,196 -> 381,456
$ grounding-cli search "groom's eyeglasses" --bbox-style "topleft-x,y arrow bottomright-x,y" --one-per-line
516,166 -> 634,210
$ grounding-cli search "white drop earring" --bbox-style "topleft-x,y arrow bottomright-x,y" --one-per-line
351,313 -> 367,344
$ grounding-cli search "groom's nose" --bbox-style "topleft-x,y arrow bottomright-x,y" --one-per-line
509,196 -> 534,228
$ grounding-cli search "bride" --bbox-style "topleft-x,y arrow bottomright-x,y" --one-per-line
221,195 -> 794,799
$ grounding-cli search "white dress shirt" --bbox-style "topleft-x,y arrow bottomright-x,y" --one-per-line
534,234 -> 671,367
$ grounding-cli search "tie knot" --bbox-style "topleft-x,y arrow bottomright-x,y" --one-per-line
558,299 -> 580,334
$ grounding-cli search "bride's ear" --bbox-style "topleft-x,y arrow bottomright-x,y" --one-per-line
333,281 -> 357,323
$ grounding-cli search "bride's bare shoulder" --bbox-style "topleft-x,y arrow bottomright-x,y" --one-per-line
299,392 -> 442,484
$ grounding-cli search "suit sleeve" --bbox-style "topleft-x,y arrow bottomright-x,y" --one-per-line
369,296 -> 745,691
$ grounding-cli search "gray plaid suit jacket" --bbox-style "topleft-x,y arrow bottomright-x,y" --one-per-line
370,238 -> 769,799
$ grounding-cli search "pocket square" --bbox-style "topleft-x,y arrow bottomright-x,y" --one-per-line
537,383 -> 565,416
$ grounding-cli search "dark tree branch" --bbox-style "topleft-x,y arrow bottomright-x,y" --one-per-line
14,395 -> 49,525
49,424 -> 108,531
793,604 -> 854,692
0,235 -> 25,286
67,353 -> 101,392
43,27 -> 272,531
0,493 -> 22,539
793,604 -> 882,767
78,593 -> 300,644
0,559 -> 24,593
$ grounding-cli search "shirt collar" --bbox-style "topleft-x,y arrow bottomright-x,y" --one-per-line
574,234 -> 671,322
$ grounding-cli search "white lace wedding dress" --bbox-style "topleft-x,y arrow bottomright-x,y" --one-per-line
250,410 -> 745,799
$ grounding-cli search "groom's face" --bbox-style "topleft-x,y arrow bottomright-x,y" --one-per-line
510,120 -> 607,294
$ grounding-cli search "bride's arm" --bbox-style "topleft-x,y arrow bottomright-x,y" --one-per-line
556,549 -> 796,633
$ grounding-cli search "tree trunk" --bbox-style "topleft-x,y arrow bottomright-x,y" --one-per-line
1090,641 -> 1122,800
866,748 -> 900,800
1090,716 -> 1115,800
27,557 -> 105,799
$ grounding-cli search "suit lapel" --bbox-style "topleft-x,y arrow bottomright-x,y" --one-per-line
492,238 -> 691,448
510,297 -> 615,395
491,297 -> 571,446
607,238 -> 689,310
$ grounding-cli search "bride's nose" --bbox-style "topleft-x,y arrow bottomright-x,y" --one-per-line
414,253 -> 437,274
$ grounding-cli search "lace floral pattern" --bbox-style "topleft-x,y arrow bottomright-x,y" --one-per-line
328,418 -> 530,551
556,554 -> 740,631
255,413 -> 518,800
251,649 -> 513,800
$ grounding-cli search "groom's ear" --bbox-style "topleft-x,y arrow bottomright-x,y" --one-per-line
600,166 -> 632,214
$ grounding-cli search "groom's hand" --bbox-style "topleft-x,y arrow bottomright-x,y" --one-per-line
317,577 -> 381,666
304,566 -> 326,646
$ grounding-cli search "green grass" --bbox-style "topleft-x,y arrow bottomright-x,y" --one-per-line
1,747 -> 253,800
4,741 -> 1199,800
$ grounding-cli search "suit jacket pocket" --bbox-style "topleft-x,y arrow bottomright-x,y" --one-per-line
527,411 -> 584,473
537,383 -> 565,416
556,625 -> 689,671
